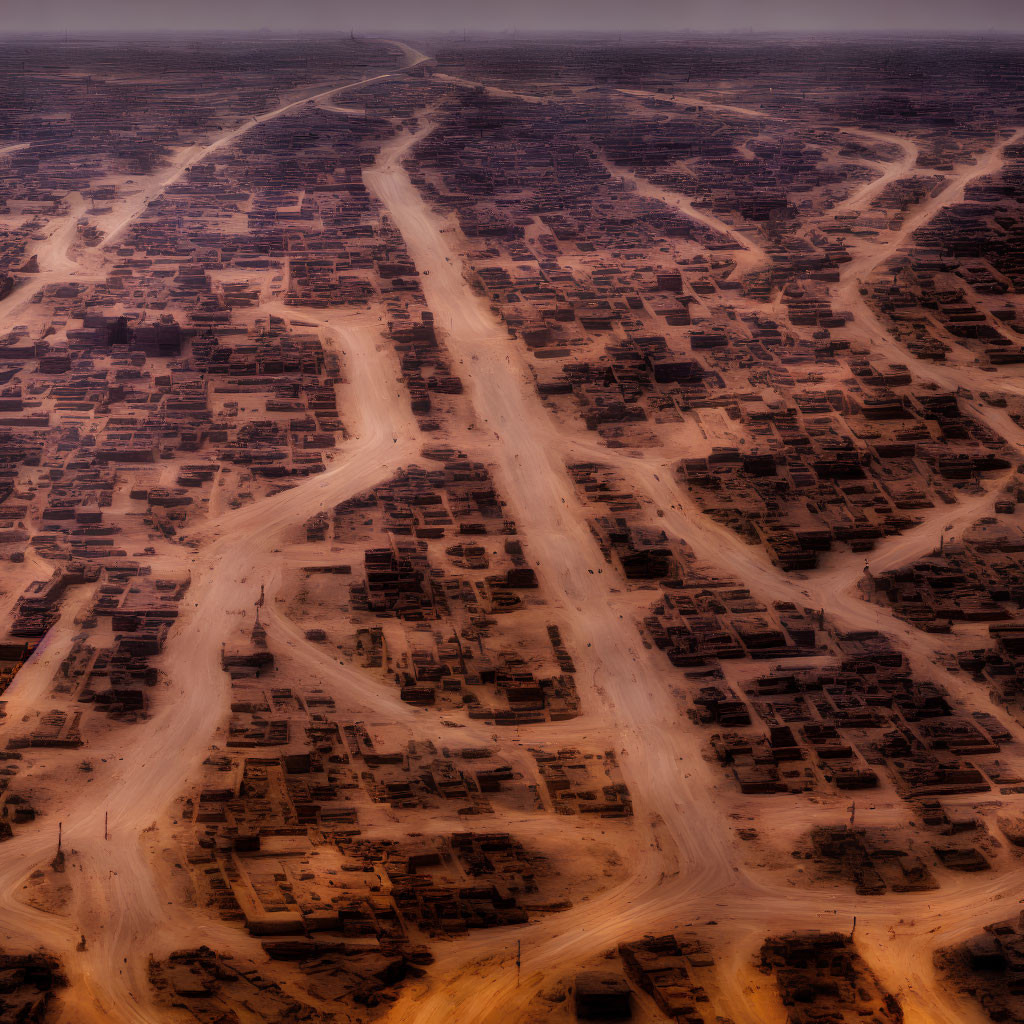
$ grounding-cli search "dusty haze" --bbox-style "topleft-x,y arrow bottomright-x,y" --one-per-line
3,0 -> 1024,35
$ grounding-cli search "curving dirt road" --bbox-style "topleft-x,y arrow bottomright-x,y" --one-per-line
353,100 -> 1024,1024
1,48 -> 1021,1024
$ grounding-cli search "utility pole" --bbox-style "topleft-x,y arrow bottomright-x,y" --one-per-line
57,821 -> 62,854
850,915 -> 857,940
104,811 -> 109,840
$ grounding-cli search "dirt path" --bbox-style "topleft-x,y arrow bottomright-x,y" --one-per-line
0,40 -> 438,1024
97,41 -> 429,252
357,104 -> 1024,1024
1,54 -> 1020,1024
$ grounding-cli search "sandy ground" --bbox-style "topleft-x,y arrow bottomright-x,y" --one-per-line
0,43 -> 1023,1024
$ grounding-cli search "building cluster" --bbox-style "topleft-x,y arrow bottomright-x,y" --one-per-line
938,912 -> 1024,1024
679,383 -> 1010,570
303,453 -> 582,723
759,932 -> 902,1024
863,507 -> 1024,716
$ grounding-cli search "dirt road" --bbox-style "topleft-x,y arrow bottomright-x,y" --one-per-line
0,53 -> 1020,1024
356,105 -> 1024,1024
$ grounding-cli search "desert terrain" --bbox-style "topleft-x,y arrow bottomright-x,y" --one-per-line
0,29 -> 1024,1024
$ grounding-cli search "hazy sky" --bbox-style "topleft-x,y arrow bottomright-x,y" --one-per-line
3,0 -> 1023,36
